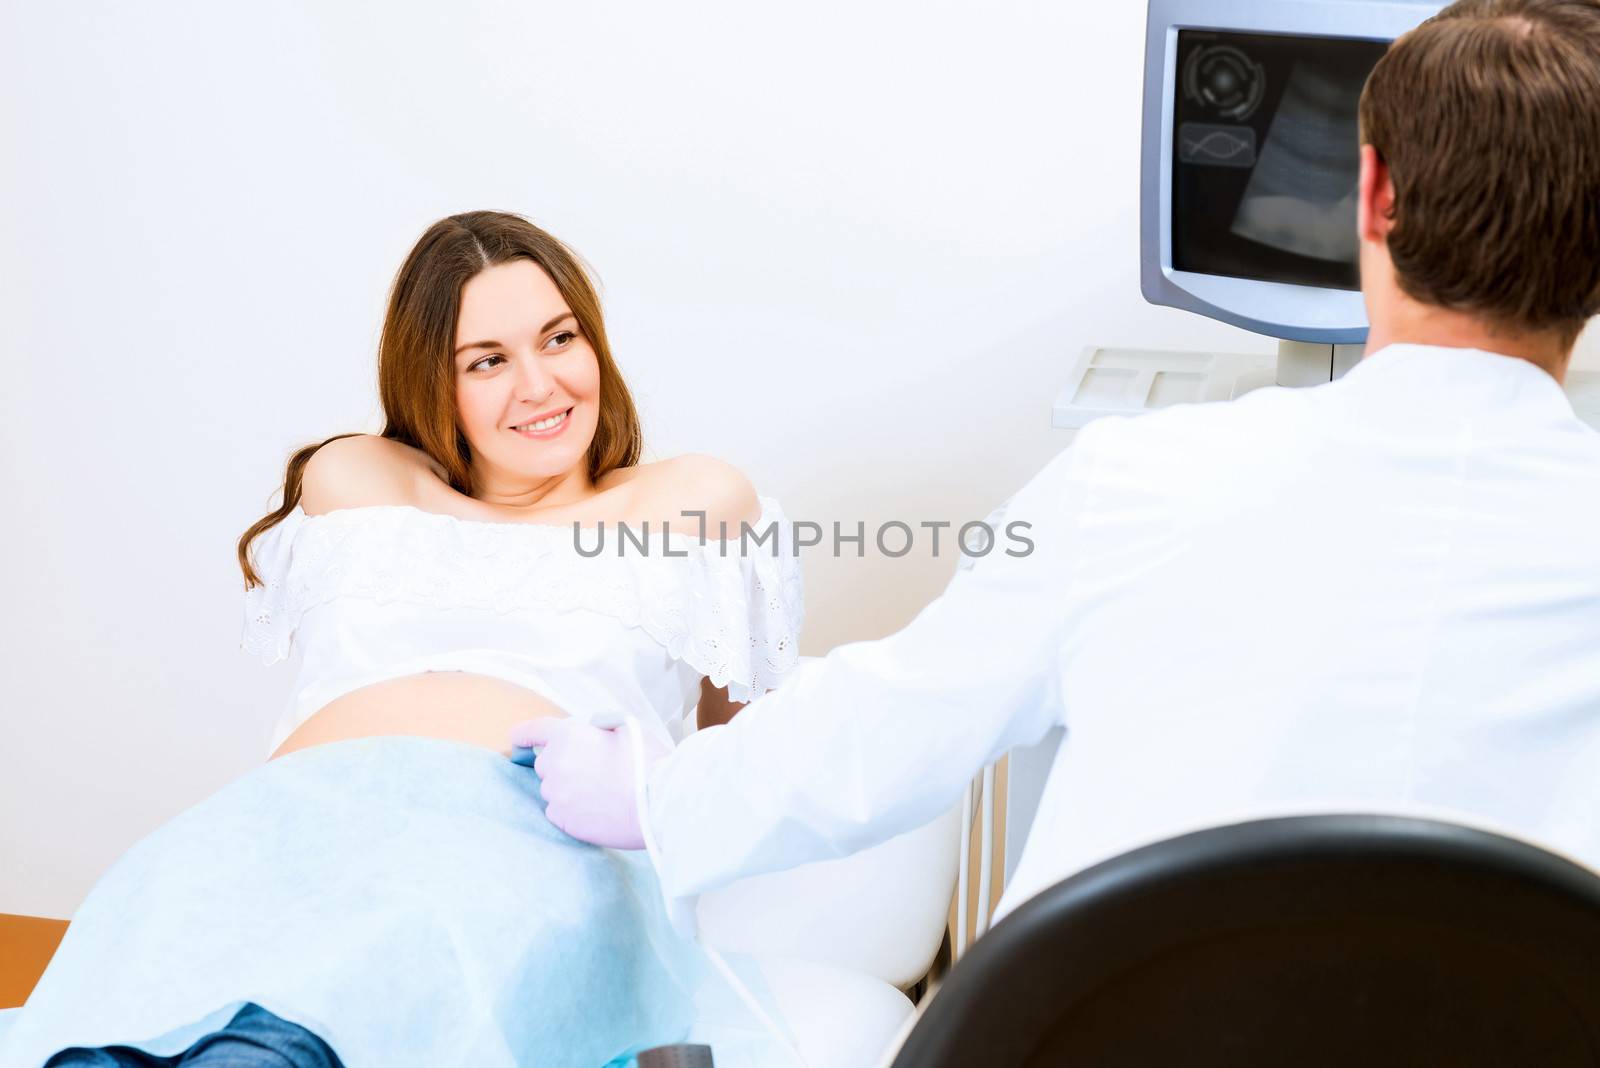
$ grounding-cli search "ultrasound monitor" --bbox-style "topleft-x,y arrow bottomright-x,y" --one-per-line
1140,0 -> 1441,345
1055,0 -> 1600,432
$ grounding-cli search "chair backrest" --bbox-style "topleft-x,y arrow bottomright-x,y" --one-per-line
890,814 -> 1600,1068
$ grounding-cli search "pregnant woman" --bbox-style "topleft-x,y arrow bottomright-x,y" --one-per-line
1,211 -> 804,1068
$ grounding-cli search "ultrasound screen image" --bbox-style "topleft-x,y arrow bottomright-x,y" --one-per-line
1172,30 -> 1389,290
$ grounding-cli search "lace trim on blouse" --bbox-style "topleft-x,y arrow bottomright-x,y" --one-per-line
241,498 -> 805,703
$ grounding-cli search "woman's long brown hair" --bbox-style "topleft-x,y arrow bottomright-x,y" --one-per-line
237,211 -> 643,589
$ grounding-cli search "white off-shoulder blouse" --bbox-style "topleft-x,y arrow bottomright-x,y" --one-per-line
240,498 -> 805,755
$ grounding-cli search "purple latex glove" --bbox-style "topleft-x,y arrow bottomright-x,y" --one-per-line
507,717 -> 670,850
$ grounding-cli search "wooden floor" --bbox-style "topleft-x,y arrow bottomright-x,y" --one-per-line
1,914 -> 69,1009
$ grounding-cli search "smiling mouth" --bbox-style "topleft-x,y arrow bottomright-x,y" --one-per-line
510,407 -> 573,435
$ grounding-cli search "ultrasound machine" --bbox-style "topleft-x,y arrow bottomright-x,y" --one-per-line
1049,0 -> 1600,433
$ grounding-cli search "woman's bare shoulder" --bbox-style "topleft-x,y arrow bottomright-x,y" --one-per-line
615,454 -> 762,528
300,434 -> 438,516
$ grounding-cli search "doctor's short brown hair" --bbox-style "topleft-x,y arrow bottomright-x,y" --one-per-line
1358,0 -> 1600,346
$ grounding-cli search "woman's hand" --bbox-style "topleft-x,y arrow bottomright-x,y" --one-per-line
507,718 -> 669,850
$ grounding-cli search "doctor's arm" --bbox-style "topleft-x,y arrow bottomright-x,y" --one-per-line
643,446 -> 1088,901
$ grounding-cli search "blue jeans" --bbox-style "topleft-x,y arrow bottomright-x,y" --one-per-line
42,1003 -> 343,1067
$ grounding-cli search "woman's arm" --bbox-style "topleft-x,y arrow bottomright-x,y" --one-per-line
643,454 -> 766,728
696,677 -> 744,730
299,434 -> 420,515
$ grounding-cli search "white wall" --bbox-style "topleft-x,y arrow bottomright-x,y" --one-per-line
3,1 -> 1597,918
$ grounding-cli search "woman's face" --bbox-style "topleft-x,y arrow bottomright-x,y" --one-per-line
453,258 -> 602,487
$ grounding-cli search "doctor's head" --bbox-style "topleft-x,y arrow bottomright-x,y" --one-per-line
1355,0 -> 1600,367
377,211 -> 641,500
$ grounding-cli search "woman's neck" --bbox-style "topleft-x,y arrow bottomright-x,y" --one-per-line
470,464 -> 595,514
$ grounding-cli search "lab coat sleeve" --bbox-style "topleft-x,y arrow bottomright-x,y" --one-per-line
642,440 -> 1095,901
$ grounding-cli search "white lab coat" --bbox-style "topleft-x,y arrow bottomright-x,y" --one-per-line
643,343 -> 1600,923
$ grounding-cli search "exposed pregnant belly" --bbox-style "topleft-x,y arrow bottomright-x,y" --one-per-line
268,671 -> 565,761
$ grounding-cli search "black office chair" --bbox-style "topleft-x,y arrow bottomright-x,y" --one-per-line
890,814 -> 1600,1068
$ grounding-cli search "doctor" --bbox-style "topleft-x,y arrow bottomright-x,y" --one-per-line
515,0 -> 1600,924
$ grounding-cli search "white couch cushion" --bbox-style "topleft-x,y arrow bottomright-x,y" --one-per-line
695,804 -> 962,988
749,956 -> 913,1068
